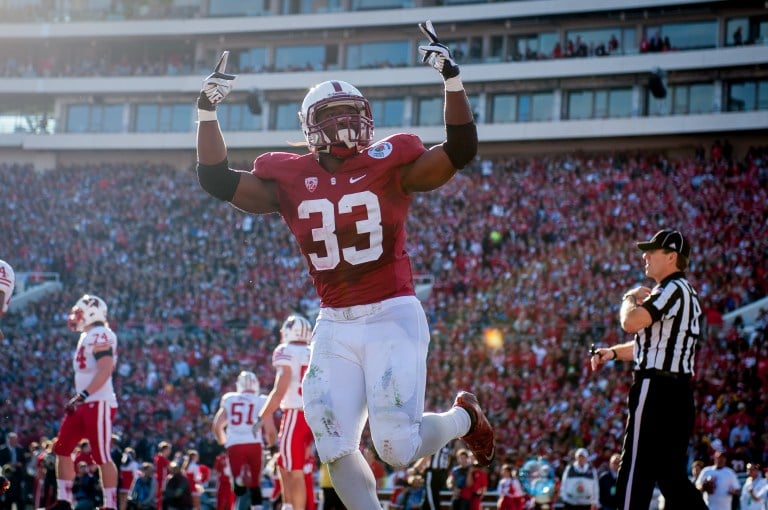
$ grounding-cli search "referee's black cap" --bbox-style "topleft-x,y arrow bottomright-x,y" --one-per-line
637,229 -> 691,258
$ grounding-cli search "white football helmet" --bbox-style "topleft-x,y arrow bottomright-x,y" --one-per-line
280,315 -> 312,344
0,259 -> 15,314
67,294 -> 108,332
236,370 -> 260,393
298,80 -> 374,158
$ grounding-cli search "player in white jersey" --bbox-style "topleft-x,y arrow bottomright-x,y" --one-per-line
213,371 -> 276,510
0,259 -> 15,341
259,315 -> 314,510
52,294 -> 119,510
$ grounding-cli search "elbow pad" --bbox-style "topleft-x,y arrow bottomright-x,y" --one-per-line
196,159 -> 241,202
442,122 -> 478,169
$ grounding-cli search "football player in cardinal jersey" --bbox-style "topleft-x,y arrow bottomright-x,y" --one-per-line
0,259 -> 15,341
52,294 -> 119,510
153,441 -> 172,510
196,20 -> 495,510
259,314 -> 315,510
212,371 -> 277,510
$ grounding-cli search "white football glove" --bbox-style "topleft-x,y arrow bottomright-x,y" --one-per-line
198,51 -> 237,111
418,20 -> 460,80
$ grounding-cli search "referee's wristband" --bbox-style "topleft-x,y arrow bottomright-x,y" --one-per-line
79,389 -> 90,399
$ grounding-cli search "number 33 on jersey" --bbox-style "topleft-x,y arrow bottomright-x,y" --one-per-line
254,133 -> 424,307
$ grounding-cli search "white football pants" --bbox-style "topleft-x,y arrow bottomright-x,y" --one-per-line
303,295 -> 429,467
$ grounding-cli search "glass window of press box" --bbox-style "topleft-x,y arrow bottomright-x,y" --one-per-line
274,45 -> 338,72
643,21 -> 717,51
417,95 -> 480,126
564,27 -> 636,56
507,32 -> 558,61
727,80 -> 768,112
647,83 -> 715,116
370,99 -> 407,128
351,0 -> 414,10
726,16 -> 768,46
135,104 -> 193,132
273,0 -> 343,14
346,41 -> 410,69
209,0 -> 268,16
217,104 -> 262,131
239,48 -> 268,73
66,103 -> 124,133
566,88 -> 633,120
273,101 -> 302,131
488,92 -> 555,123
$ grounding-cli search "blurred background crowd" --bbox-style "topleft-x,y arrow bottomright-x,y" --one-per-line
0,142 -> 766,508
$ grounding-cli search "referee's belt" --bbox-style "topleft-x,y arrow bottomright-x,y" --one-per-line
634,369 -> 692,381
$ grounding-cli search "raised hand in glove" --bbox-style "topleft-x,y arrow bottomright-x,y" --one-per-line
65,391 -> 88,415
198,51 -> 237,111
418,20 -> 460,80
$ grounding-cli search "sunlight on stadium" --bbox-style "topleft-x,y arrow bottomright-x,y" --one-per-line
1,1 -> 767,509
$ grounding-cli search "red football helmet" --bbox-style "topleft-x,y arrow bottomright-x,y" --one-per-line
299,80 -> 373,158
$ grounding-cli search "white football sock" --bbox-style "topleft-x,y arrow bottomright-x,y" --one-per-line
413,408 -> 471,459
327,451 -> 380,510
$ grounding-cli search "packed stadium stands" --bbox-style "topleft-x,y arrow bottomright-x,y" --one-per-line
2,0 -> 767,507
1,145 -> 766,487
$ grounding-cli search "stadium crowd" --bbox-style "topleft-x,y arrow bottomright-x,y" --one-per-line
1,143 -> 767,507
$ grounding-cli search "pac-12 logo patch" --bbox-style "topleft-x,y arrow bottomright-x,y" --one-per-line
305,177 -> 318,192
368,142 -> 393,159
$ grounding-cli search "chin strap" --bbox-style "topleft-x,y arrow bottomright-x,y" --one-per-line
325,144 -> 359,159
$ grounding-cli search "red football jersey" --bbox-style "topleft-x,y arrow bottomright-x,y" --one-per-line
253,133 -> 425,307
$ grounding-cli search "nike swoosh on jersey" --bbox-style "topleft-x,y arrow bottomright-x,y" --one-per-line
349,174 -> 367,184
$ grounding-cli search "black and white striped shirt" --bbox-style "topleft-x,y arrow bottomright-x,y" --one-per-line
428,444 -> 452,472
635,272 -> 701,375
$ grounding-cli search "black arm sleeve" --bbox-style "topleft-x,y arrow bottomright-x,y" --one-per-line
442,122 -> 478,169
93,347 -> 114,360
196,159 -> 241,202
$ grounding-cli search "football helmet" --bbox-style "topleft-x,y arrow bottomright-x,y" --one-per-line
298,80 -> 374,158
236,370 -> 260,393
280,314 -> 312,344
67,294 -> 108,332
0,259 -> 14,314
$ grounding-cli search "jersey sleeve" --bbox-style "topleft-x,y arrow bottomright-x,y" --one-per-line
271,344 -> 292,368
85,327 -> 117,352
218,392 -> 234,411
377,133 -> 427,166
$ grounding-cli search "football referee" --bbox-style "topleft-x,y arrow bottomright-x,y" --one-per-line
591,229 -> 707,510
